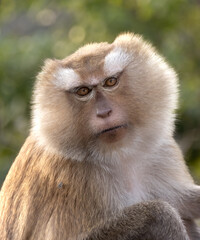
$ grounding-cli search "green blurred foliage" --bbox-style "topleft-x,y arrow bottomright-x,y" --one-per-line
0,0 -> 200,185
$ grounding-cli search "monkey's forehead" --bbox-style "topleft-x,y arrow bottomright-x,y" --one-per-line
52,42 -> 132,89
60,43 -> 113,73
56,33 -> 151,78
60,32 -> 145,69
41,33 -> 156,90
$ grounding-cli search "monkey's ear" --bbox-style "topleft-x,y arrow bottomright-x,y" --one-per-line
113,32 -> 154,56
44,58 -> 55,66
113,32 -> 144,52
114,32 -> 136,43
41,58 -> 59,72
37,58 -> 60,83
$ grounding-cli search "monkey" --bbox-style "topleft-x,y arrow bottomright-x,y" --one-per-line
0,32 -> 199,240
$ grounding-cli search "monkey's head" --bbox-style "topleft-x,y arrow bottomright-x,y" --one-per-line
31,33 -> 178,163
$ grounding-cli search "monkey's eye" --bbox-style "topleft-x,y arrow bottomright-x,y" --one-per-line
75,87 -> 91,97
103,77 -> 118,88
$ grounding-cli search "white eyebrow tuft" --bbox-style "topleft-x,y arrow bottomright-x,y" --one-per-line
104,48 -> 132,76
53,68 -> 81,90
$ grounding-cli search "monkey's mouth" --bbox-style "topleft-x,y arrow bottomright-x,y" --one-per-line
98,124 -> 127,136
96,124 -> 128,143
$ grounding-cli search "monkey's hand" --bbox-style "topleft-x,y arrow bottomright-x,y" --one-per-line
86,200 -> 189,240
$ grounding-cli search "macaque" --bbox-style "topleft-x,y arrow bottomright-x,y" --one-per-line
0,32 -> 200,240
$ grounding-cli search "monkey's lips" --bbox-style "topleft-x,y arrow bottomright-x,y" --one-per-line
97,124 -> 128,143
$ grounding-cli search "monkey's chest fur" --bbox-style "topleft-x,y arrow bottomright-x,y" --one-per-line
0,138 -> 190,240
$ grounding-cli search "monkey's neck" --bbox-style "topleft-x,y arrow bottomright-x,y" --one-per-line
12,136 -> 134,211
15,135 -> 166,221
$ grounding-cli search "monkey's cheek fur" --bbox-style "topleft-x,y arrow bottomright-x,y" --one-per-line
98,125 -> 128,143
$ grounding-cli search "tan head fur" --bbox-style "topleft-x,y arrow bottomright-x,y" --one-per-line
31,33 -> 178,163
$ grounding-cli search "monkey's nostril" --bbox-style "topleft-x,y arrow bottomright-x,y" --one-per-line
96,108 -> 112,118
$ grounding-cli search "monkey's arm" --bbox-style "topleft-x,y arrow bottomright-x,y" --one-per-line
180,186 -> 200,219
176,186 -> 200,240
86,201 -> 189,240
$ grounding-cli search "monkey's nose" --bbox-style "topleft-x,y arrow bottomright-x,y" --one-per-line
96,108 -> 112,118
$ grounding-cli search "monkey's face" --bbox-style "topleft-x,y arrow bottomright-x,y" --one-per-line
31,33 -> 178,162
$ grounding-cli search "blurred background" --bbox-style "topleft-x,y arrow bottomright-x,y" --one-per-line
0,0 -> 200,186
